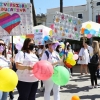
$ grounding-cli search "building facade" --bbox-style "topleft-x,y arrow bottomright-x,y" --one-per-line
46,0 -> 100,27
36,14 -> 46,25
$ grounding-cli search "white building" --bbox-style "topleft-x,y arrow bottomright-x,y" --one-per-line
46,0 -> 100,27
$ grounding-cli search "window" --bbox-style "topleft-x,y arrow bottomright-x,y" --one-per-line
96,15 -> 98,22
78,14 -> 83,19
37,23 -> 42,25
97,2 -> 100,6
96,15 -> 100,23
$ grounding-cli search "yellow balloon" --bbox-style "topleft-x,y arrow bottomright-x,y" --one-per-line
70,60 -> 76,66
66,58 -> 72,64
86,24 -> 91,30
0,68 -> 18,92
49,30 -> 53,36
67,52 -> 73,59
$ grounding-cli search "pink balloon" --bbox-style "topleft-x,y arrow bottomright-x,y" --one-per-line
87,34 -> 92,39
66,42 -> 69,46
15,42 -> 23,50
33,60 -> 53,80
73,54 -> 78,60
50,24 -> 54,30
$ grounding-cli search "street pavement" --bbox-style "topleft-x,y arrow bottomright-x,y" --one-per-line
7,65 -> 100,100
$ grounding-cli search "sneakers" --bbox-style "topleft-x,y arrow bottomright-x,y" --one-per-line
89,85 -> 98,89
89,86 -> 94,89
94,85 -> 98,88
40,87 -> 44,92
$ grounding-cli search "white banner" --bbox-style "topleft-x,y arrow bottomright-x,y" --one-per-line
0,2 -> 33,36
53,12 -> 82,41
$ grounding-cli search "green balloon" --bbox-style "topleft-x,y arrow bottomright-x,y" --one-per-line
51,66 -> 70,86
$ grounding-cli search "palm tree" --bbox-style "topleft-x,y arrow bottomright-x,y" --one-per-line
30,0 -> 37,26
60,0 -> 63,12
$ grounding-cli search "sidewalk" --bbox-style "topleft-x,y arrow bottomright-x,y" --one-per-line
8,65 -> 100,100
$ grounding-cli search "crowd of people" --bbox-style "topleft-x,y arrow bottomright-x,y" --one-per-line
0,37 -> 100,100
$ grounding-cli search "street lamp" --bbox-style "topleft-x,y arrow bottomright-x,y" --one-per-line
90,0 -> 94,21
60,0 -> 63,13
89,0 -> 94,45
30,0 -> 37,26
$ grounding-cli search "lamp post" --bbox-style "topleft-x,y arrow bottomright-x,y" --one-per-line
60,0 -> 63,13
89,0 -> 94,45
30,0 -> 37,26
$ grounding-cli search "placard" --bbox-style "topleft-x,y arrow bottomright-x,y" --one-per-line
53,12 -> 82,41
0,2 -> 33,36
34,29 -> 44,45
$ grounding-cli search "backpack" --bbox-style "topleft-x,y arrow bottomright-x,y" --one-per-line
45,51 -> 60,61
90,54 -> 98,64
45,51 -> 49,60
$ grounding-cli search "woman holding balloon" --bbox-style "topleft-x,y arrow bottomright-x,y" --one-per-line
66,44 -> 74,77
78,42 -> 89,75
56,44 -> 64,66
0,39 -> 12,100
15,38 -> 39,100
41,38 -> 62,100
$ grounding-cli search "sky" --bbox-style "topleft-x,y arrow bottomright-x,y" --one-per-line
2,0 -> 86,14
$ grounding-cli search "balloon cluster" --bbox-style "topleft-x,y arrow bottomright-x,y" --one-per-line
64,52 -> 78,68
33,60 -> 70,86
43,35 -> 50,42
81,28 -> 95,39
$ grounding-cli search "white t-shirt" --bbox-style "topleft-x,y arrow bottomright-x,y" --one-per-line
15,51 -> 39,82
38,49 -> 43,60
0,55 -> 10,68
41,50 -> 60,65
78,48 -> 89,64
41,50 -> 61,83
88,46 -> 93,58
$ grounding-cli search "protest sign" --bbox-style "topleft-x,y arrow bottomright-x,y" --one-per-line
53,12 -> 82,41
0,2 -> 33,36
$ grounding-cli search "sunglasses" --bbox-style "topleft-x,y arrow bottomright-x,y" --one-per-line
0,43 -> 5,46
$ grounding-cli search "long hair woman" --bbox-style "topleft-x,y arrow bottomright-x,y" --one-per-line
78,42 -> 89,75
15,38 -> 39,100
0,39 -> 12,100
88,41 -> 100,88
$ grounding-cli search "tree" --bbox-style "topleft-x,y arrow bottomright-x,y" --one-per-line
30,0 -> 37,26
60,0 -> 63,13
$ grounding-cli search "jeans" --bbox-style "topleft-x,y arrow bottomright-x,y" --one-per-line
0,91 -> 8,100
17,81 -> 38,100
43,78 -> 60,100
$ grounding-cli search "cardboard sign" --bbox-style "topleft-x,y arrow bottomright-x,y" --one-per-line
53,12 -> 82,41
0,2 -> 33,36
34,29 -> 44,45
